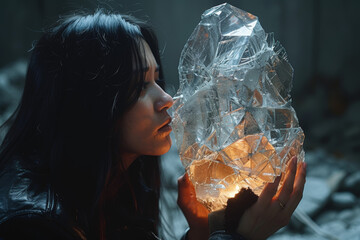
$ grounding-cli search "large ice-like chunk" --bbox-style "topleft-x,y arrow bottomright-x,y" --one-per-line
170,3 -> 305,212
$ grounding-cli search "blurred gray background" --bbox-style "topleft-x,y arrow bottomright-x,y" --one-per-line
1,0 -> 360,239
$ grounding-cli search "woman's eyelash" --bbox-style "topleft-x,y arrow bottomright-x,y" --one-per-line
142,79 -> 164,90
156,79 -> 165,88
155,79 -> 164,84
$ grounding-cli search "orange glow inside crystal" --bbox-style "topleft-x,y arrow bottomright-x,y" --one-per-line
187,135 -> 282,212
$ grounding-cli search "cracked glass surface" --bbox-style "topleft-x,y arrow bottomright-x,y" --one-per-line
170,3 -> 305,212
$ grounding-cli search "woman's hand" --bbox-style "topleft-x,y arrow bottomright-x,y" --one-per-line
236,156 -> 307,240
178,173 -> 210,240
178,156 -> 306,240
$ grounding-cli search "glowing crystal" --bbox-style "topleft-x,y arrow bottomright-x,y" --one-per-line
170,3 -> 305,212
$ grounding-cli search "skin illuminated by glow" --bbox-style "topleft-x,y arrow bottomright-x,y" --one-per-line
118,41 -> 174,169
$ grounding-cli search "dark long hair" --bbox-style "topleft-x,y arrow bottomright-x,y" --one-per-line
0,10 -> 164,239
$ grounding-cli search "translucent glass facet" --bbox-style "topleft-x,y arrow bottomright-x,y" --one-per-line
170,3 -> 305,212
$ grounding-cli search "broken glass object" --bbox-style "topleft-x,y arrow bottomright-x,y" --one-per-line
170,3 -> 305,212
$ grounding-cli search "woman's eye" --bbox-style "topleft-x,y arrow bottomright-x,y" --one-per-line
155,79 -> 163,84
155,79 -> 165,88
142,79 -> 164,91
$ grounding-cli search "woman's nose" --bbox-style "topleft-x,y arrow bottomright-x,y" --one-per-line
155,90 -> 174,112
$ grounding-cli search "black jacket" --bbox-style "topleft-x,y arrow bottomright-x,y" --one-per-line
0,155 -> 85,239
0,156 -> 159,240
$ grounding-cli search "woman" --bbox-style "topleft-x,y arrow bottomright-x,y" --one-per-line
0,10 -> 306,240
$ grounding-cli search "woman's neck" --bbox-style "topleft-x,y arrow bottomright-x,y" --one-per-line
120,152 -> 139,170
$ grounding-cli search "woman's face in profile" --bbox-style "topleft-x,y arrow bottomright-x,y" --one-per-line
118,41 -> 173,165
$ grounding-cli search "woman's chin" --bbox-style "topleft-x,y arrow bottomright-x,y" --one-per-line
152,136 -> 172,156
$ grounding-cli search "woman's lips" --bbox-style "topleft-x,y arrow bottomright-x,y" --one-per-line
158,124 -> 172,133
158,118 -> 172,133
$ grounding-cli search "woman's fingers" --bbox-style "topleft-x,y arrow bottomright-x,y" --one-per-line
275,156 -> 298,208
178,173 -> 195,195
284,161 -> 307,214
178,173 -> 210,240
177,173 -> 196,206
237,176 -> 282,240
256,174 -> 281,209
253,158 -> 297,233
236,157 -> 307,240
257,157 -> 297,209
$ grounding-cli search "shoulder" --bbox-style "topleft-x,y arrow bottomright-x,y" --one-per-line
0,156 -> 85,240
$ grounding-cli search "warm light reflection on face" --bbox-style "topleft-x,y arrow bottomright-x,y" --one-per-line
118,40 -> 173,166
